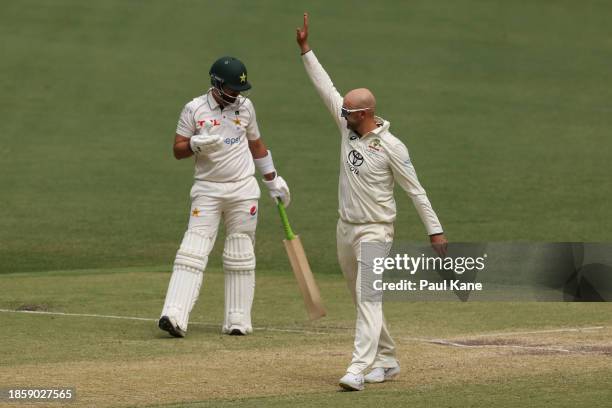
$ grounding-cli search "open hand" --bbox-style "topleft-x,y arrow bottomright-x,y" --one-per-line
430,234 -> 448,257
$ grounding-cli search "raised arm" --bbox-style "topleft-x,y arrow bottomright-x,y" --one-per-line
297,13 -> 344,130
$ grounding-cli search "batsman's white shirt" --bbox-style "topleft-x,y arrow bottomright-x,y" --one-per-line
176,91 -> 261,183
302,51 -> 443,235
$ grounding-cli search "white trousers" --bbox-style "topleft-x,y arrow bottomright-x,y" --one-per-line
187,177 -> 260,241
336,219 -> 398,375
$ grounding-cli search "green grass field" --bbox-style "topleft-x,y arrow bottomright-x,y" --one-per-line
1,0 -> 611,407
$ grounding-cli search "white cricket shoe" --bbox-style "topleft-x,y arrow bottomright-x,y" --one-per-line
225,326 -> 247,336
364,365 -> 400,383
222,324 -> 253,336
339,373 -> 365,391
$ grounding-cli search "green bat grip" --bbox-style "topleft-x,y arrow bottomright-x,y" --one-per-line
277,200 -> 296,240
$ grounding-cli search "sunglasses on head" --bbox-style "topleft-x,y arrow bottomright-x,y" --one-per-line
340,107 -> 373,118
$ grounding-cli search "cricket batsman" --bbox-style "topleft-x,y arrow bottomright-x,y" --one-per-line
158,56 -> 290,337
296,14 -> 448,390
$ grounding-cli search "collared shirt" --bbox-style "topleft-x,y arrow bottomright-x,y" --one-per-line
176,90 -> 261,183
302,51 -> 443,234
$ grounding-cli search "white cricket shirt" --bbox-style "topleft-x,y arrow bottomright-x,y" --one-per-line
176,91 -> 261,183
302,51 -> 443,235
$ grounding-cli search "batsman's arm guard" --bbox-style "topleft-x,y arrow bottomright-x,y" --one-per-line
254,150 -> 276,176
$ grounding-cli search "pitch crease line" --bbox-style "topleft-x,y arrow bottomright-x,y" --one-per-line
426,338 -> 574,353
1,308 -> 605,339
0,308 -> 330,335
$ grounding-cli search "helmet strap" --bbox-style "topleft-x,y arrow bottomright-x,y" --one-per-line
208,83 -> 248,109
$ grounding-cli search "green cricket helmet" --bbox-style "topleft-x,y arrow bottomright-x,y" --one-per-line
209,56 -> 251,92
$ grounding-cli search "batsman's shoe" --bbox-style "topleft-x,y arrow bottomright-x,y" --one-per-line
364,365 -> 400,383
222,324 -> 253,336
339,373 -> 365,391
158,316 -> 186,338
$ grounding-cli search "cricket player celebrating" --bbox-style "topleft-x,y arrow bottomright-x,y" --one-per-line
158,56 -> 290,337
296,14 -> 448,391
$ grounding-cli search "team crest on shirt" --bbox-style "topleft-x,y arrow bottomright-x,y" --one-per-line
365,138 -> 383,158
368,138 -> 381,151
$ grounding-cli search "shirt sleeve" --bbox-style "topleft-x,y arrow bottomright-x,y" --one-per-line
388,140 -> 444,235
245,101 -> 261,141
176,103 -> 196,137
301,51 -> 344,131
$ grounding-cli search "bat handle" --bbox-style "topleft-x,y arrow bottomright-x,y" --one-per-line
277,200 -> 296,241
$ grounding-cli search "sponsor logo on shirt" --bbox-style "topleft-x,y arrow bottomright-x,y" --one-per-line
347,150 -> 364,175
250,205 -> 257,216
225,136 -> 241,145
197,119 -> 221,127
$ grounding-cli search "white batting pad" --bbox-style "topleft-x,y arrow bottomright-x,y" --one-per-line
222,233 -> 256,333
161,229 -> 213,332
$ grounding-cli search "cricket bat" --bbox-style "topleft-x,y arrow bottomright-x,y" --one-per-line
277,201 -> 326,320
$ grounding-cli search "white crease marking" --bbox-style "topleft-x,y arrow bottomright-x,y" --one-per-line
0,308 -> 330,335
1,309 -> 606,342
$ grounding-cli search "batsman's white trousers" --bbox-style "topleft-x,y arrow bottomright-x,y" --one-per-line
187,177 -> 260,239
337,219 -> 398,375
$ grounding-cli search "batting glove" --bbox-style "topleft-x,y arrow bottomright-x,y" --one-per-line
263,175 -> 291,207
190,134 -> 224,155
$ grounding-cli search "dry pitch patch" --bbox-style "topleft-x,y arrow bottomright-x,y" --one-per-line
424,326 -> 612,355
1,318 -> 610,408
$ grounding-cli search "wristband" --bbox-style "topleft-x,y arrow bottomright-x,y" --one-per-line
254,150 -> 276,175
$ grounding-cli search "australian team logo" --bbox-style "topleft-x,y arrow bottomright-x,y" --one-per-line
347,150 -> 364,175
365,138 -> 383,158
368,138 -> 381,151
